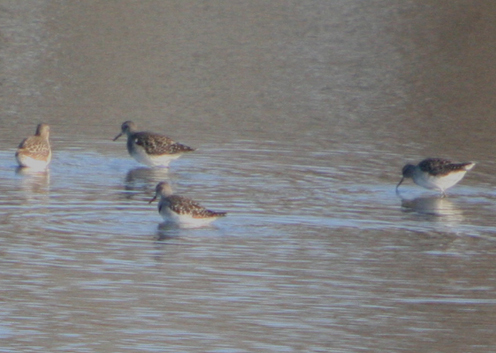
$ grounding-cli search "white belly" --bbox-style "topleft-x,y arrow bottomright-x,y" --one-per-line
160,209 -> 219,228
130,148 -> 182,167
414,170 -> 467,192
16,154 -> 51,170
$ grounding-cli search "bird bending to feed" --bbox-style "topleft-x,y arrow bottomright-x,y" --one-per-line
149,181 -> 227,227
113,121 -> 195,167
15,123 -> 52,169
396,158 -> 475,196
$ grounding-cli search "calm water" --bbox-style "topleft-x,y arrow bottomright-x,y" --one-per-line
1,0 -> 496,352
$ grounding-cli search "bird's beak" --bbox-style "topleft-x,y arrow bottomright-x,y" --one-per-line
113,132 -> 123,141
148,195 -> 157,204
395,177 -> 405,192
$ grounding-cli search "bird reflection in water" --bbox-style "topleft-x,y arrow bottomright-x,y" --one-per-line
400,195 -> 465,225
155,222 -> 182,241
15,167 -> 50,199
123,167 -> 170,199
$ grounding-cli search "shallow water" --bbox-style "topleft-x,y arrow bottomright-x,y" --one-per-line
1,0 -> 496,352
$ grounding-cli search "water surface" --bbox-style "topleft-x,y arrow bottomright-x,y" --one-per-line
1,0 -> 496,352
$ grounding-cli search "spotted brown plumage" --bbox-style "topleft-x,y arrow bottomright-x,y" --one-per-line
149,182 -> 226,227
113,121 -> 195,167
131,132 -> 194,155
418,158 -> 474,176
15,123 -> 52,169
159,195 -> 227,218
396,158 -> 475,196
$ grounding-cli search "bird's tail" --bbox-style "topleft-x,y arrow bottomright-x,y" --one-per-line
461,162 -> 476,171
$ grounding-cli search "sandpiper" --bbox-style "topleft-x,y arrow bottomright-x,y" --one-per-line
149,182 -> 227,227
396,158 -> 475,196
15,123 -> 52,169
113,121 -> 194,167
